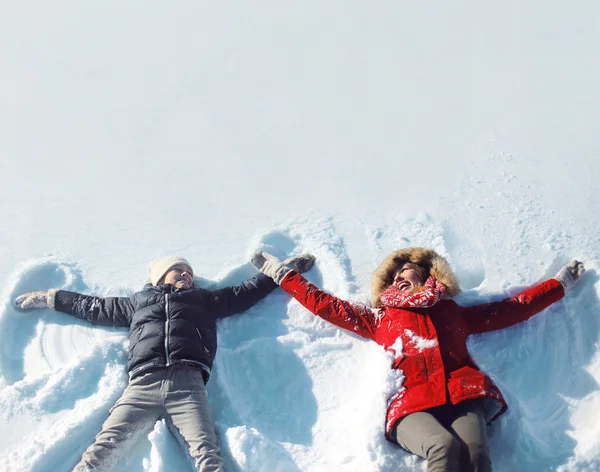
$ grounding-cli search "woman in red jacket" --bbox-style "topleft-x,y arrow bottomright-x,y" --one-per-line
251,248 -> 585,472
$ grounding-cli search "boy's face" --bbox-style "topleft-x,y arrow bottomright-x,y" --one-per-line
162,264 -> 194,289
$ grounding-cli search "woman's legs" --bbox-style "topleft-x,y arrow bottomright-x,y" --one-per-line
392,410 -> 462,472
392,400 -> 491,472
446,400 -> 491,472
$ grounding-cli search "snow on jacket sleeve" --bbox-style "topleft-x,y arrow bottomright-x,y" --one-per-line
54,290 -> 135,327
210,273 -> 278,319
462,278 -> 565,334
279,271 -> 378,339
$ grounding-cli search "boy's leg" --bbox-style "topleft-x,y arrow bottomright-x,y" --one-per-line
447,400 -> 492,472
391,409 -> 462,472
73,371 -> 163,472
164,366 -> 224,472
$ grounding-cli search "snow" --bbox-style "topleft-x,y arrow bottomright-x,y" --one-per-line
403,330 -> 437,352
388,337 -> 404,358
1,1 -> 600,471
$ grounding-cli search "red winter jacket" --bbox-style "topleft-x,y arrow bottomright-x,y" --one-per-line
279,272 -> 565,437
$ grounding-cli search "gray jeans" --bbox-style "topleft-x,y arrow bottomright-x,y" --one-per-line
73,365 -> 224,472
391,399 -> 492,472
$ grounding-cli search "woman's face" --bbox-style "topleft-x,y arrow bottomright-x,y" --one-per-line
393,263 -> 423,293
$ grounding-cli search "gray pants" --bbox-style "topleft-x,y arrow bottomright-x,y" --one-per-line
74,365 -> 224,472
391,399 -> 492,472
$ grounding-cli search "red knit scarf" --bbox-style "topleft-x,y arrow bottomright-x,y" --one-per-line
379,276 -> 446,308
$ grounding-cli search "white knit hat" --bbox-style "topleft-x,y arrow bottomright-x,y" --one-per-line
150,256 -> 193,286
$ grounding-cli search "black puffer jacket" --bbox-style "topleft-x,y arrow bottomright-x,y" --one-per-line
54,274 -> 277,381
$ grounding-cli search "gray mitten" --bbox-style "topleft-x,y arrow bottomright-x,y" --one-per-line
554,260 -> 585,291
282,254 -> 316,274
251,251 -> 315,284
14,289 -> 58,310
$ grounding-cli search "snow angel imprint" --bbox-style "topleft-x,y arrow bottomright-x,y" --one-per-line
251,247 -> 585,472
13,254 -> 315,471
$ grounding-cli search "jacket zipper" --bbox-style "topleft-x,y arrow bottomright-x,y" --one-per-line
165,294 -> 171,366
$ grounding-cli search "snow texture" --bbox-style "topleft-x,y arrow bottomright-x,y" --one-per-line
2,1 -> 600,471
404,330 -> 438,352
388,337 -> 404,358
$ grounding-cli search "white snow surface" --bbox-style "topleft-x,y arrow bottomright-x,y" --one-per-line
2,2 -> 600,471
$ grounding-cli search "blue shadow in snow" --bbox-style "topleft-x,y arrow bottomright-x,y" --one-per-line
208,232 -> 319,454
34,335 -> 127,415
465,269 -> 600,471
29,376 -> 129,472
0,261 -> 89,385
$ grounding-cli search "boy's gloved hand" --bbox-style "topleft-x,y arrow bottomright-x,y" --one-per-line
14,289 -> 58,310
251,251 -> 315,284
554,260 -> 585,291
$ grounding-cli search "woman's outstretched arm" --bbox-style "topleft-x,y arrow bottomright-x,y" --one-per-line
462,260 -> 584,334
252,251 -> 378,338
280,271 -> 378,338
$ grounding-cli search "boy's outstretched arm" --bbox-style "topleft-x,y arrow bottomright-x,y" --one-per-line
15,289 -> 134,327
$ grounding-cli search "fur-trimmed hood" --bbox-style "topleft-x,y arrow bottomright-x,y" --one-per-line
371,247 -> 461,307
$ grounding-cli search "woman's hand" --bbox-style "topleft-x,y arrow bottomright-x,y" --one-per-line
554,260 -> 585,291
14,289 -> 58,310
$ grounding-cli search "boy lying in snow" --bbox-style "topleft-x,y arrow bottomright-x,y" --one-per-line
14,254 -> 314,472
251,248 -> 584,472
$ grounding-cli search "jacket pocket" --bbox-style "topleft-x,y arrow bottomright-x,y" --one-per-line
196,328 -> 210,354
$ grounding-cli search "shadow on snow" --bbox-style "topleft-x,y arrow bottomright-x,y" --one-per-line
466,269 -> 600,471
